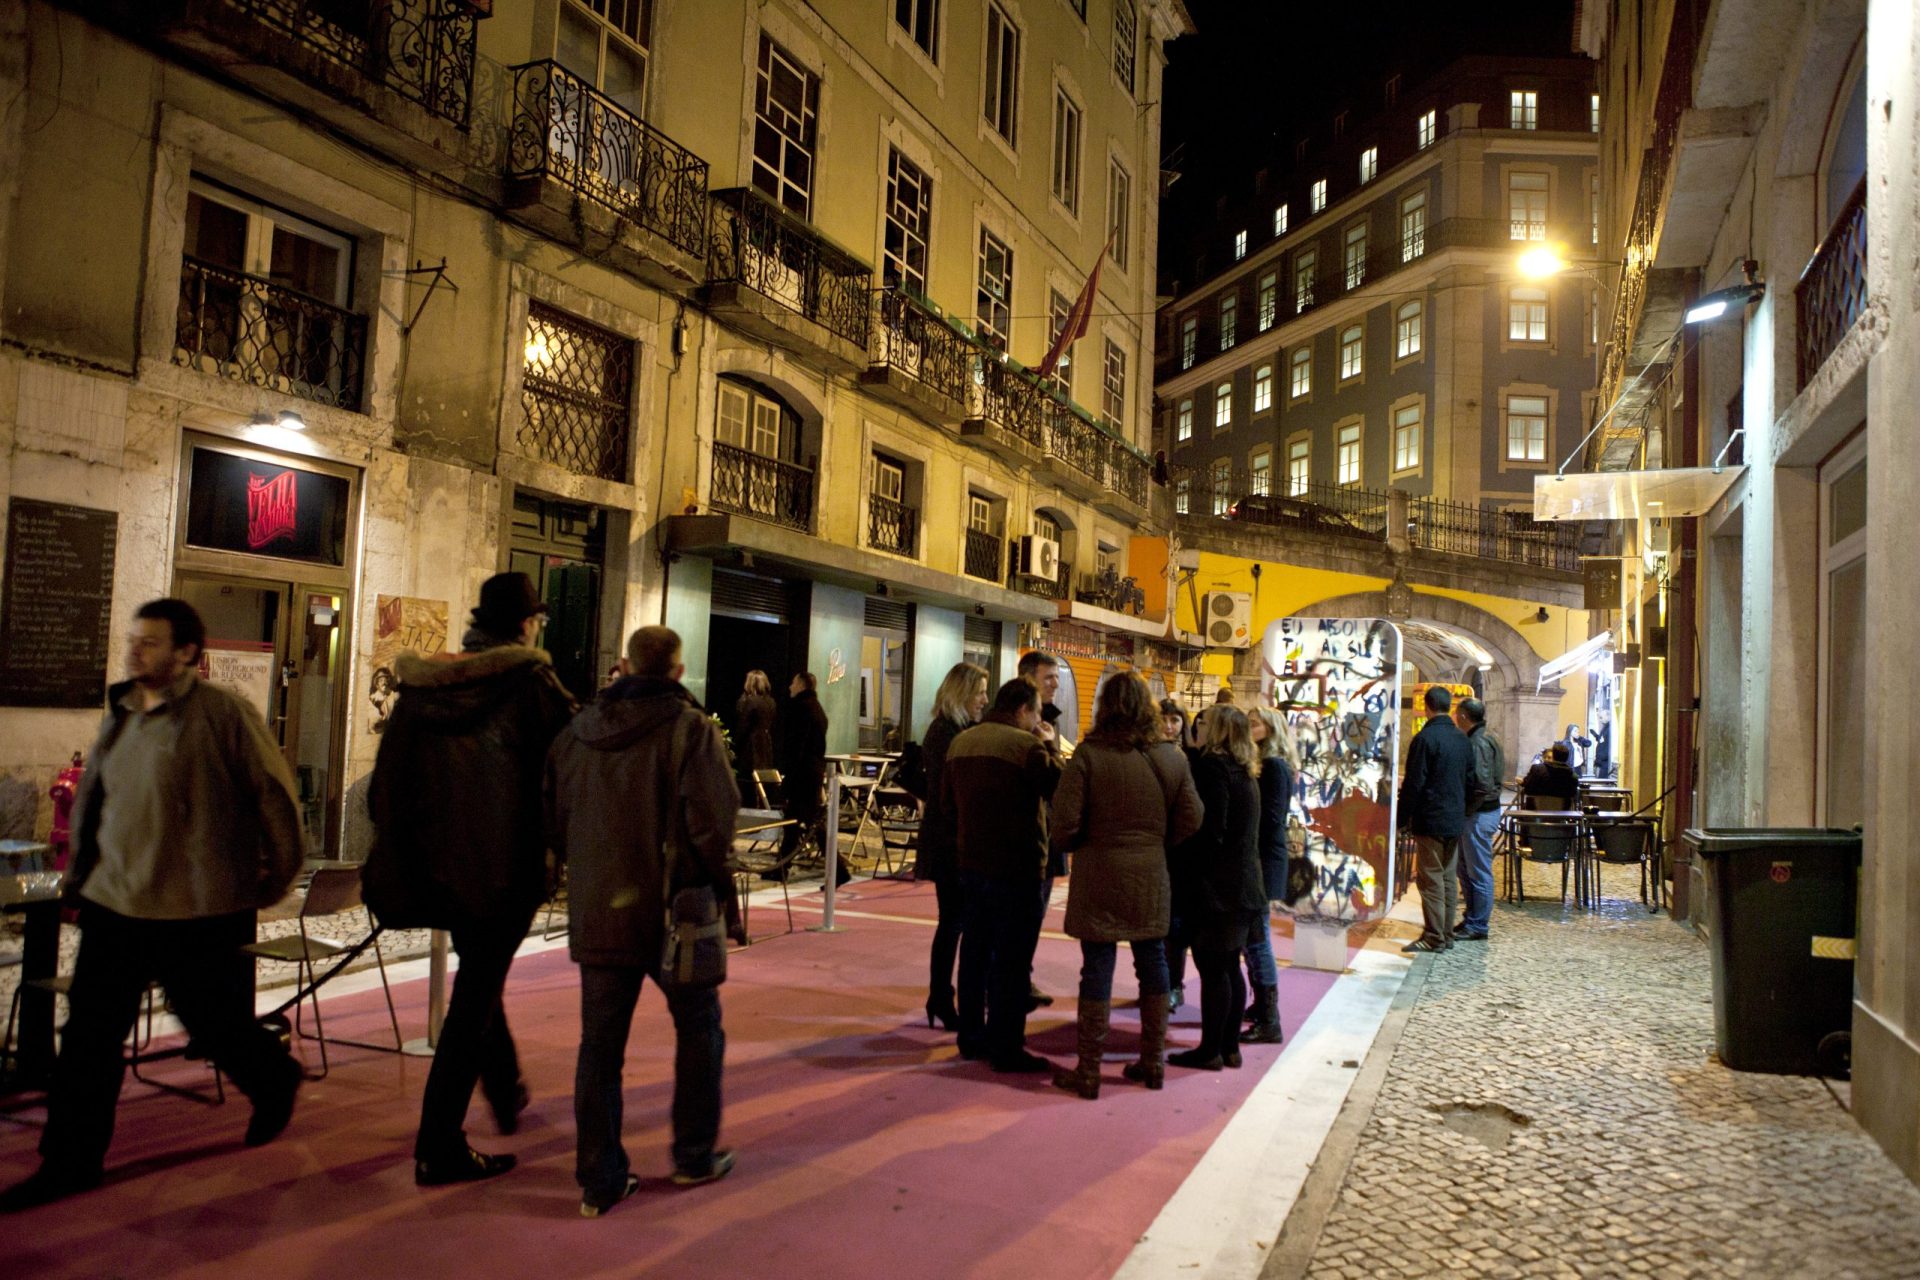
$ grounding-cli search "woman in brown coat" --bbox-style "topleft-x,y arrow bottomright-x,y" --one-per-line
1050,673 -> 1204,1097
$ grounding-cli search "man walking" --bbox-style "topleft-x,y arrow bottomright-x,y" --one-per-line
943,678 -> 1061,1072
546,626 -> 744,1217
1,599 -> 304,1211
1397,685 -> 1473,954
367,572 -> 575,1186
1453,697 -> 1506,942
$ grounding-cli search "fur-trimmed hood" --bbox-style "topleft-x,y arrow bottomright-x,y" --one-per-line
389,645 -> 572,734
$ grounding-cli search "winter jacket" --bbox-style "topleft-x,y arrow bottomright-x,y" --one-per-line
546,677 -> 741,969
941,717 -> 1060,883
67,673 -> 302,919
1465,724 -> 1508,813
912,715 -> 966,882
1398,714 -> 1473,839
1521,758 -> 1579,810
1175,752 -> 1266,950
735,693 -> 776,772
776,689 -> 829,820
1054,739 -> 1204,942
1256,757 -> 1294,901
365,644 -> 575,930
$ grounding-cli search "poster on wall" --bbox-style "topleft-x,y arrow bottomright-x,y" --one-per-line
1261,616 -> 1404,924
369,595 -> 448,734
200,640 -> 277,726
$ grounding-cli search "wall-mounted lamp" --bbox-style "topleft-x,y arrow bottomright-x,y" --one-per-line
252,410 -> 307,432
1684,264 -> 1766,325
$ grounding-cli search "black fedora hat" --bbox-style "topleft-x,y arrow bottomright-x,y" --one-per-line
474,572 -> 549,631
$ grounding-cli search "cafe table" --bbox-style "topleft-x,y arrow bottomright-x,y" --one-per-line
1,869 -> 65,1087
1499,810 -> 1638,908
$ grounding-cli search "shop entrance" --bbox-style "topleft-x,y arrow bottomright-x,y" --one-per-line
861,596 -> 912,753
708,568 -> 809,790
509,492 -> 604,702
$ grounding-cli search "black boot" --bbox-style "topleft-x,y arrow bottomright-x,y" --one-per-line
1240,984 -> 1283,1045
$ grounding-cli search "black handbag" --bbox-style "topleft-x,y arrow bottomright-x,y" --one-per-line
1283,849 -> 1318,906
658,716 -> 728,992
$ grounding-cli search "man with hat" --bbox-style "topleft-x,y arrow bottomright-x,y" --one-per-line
367,571 -> 576,1185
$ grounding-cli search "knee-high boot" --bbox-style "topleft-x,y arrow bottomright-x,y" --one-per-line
1052,1000 -> 1109,1100
1121,991 -> 1169,1090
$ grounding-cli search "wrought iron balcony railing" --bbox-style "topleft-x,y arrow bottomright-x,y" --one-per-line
868,493 -> 918,555
217,0 -> 479,126
506,60 -> 708,259
709,442 -> 814,534
709,187 -> 873,349
967,356 -> 1048,450
1104,444 -> 1151,507
1041,401 -> 1106,485
1011,556 -> 1073,601
1796,178 -> 1867,389
174,255 -> 367,410
871,287 -> 974,406
963,527 -> 1003,581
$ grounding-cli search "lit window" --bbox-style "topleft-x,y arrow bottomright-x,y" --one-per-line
1107,159 -> 1131,268
1286,437 -> 1310,495
1257,272 -> 1277,330
1590,287 -> 1601,345
1175,475 -> 1191,514
556,0 -> 651,114
976,226 -> 1014,350
1509,171 -> 1548,241
894,0 -> 940,62
1102,339 -> 1127,430
1046,289 -> 1073,395
1337,422 -> 1361,485
1051,86 -> 1082,213
1294,248 -> 1316,312
1393,403 -> 1422,472
1590,173 -> 1600,246
1310,178 -> 1327,213
1400,190 -> 1426,261
1233,229 -> 1248,260
883,147 -> 933,293
1510,90 -> 1538,130
1180,316 -> 1197,369
752,35 -> 821,217
1274,203 -> 1289,236
1219,294 -> 1237,350
1210,458 -> 1231,515
1339,325 -> 1363,380
1416,109 -> 1436,149
1214,381 -> 1232,429
1253,364 -> 1273,412
1290,346 -> 1311,398
1395,299 -> 1423,358
1249,448 -> 1271,495
1509,286 -> 1549,342
984,3 -> 1020,144
1590,92 -> 1601,133
1113,0 -> 1137,95
1344,221 -> 1368,289
1359,147 -> 1378,183
1507,394 -> 1549,461
1176,397 -> 1194,441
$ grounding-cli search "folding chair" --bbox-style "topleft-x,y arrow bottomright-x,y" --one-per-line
872,786 -> 921,879
4,978 -> 225,1104
729,812 -> 803,940
752,768 -> 785,809
243,865 -> 401,1079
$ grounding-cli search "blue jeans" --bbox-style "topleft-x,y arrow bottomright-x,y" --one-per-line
1077,937 -> 1169,1002
1243,915 -> 1279,987
1458,807 -> 1501,933
956,872 -> 1044,1061
575,963 -> 724,1200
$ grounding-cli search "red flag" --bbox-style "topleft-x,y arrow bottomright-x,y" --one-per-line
1035,230 -> 1117,380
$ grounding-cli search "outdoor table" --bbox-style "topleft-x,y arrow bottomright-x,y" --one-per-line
0,839 -> 51,874
1,870 -> 65,1087
1502,810 -> 1637,907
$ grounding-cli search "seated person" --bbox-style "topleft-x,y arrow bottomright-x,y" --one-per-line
1520,744 -> 1580,810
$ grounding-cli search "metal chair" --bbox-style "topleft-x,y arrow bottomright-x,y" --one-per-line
1591,817 -> 1661,910
4,978 -> 225,1104
1515,816 -> 1581,906
872,786 -> 920,878
728,812 -> 803,940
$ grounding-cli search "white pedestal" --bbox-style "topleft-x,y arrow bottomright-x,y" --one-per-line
1292,919 -> 1350,972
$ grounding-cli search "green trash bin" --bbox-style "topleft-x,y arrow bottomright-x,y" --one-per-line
1683,827 -> 1861,1077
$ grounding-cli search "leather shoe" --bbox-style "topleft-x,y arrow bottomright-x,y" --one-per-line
415,1146 -> 517,1187
989,1049 -> 1053,1074
244,1056 -> 302,1147
1167,1047 -> 1224,1071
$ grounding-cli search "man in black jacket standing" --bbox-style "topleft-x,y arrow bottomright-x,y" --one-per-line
367,572 -> 576,1186
1396,685 -> 1473,954
1453,697 -> 1507,941
776,671 -> 833,875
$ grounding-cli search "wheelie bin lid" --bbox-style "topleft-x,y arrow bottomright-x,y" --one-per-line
1681,827 -> 1862,856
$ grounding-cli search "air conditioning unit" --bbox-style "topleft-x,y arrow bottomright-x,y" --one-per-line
1018,535 -> 1060,582
1202,591 -> 1254,649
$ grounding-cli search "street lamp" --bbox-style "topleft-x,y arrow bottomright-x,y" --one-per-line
1683,279 -> 1766,325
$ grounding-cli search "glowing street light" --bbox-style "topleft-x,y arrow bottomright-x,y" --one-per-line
1516,245 -> 1569,279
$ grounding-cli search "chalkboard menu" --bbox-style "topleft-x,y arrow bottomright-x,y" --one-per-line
0,498 -> 119,708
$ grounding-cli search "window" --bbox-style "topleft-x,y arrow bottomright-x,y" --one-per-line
976,227 -> 1014,350
1416,109 -> 1435,149
556,0 -> 650,113
1294,247 -> 1316,312
1400,190 -> 1426,260
1344,221 -> 1367,289
1210,458 -> 1231,515
984,3 -> 1020,144
711,378 -> 802,520
883,148 -> 933,292
1290,346 -> 1311,398
1509,171 -> 1548,241
1590,92 -> 1601,132
1273,203 -> 1289,236
753,35 -> 820,217
1175,476 -> 1191,514
521,300 -> 634,481
1107,159 -> 1131,269
1506,394 -> 1548,461
1232,229 -> 1248,260
1510,90 -> 1538,130
1509,286 -> 1549,342
1339,324 -> 1363,380
968,492 -> 994,533
1102,339 -> 1127,430
1180,316 -> 1197,369
1253,364 -> 1273,412
1051,86 -> 1082,213
1257,272 -> 1277,331
1214,381 -> 1232,430
894,0 -> 939,62
1395,299 -> 1423,358
1032,511 -> 1060,544
1359,147 -> 1378,183
1336,422 -> 1361,485
1332,111 -> 1347,138
1176,396 -> 1194,441
1046,288 -> 1074,395
868,451 -> 911,556
715,379 -> 791,459
1219,294 -> 1237,350
1590,286 -> 1601,346
1310,178 -> 1327,213
1113,0 -> 1137,94
1287,436 -> 1310,495
1250,448 -> 1272,495
1392,402 -> 1422,472
1590,172 -> 1600,246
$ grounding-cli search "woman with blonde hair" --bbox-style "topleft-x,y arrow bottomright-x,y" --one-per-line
1240,707 -> 1297,1045
1168,707 -> 1267,1071
735,670 -> 777,777
1049,673 -> 1203,1096
913,662 -> 989,1031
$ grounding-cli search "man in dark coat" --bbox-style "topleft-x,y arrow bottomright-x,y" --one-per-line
1396,684 -> 1473,953
775,672 -> 830,868
1453,696 -> 1507,942
546,626 -> 744,1216
367,572 -> 575,1186
1521,743 -> 1580,809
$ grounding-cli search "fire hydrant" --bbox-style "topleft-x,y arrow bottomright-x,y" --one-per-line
48,750 -> 83,870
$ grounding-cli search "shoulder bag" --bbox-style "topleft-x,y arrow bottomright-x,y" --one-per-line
659,713 -> 728,992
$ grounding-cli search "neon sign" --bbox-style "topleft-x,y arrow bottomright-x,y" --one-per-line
246,471 -> 298,550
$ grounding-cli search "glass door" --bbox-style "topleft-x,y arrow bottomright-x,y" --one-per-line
1816,435 -> 1867,828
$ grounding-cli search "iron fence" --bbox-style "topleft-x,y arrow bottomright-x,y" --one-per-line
1010,549 -> 1073,601
868,493 -> 918,555
709,443 -> 814,533
174,255 -> 367,410
218,0 -> 478,126
708,187 -> 872,349
1041,402 -> 1105,485
871,287 -> 974,406
505,60 -> 708,259
1796,178 -> 1867,389
967,356 -> 1048,449
1409,494 -> 1582,572
963,526 -> 1003,581
1104,445 -> 1150,507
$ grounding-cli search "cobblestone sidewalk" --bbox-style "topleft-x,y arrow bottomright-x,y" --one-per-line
1285,863 -> 1920,1280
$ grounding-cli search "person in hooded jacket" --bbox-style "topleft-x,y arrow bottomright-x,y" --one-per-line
366,572 -> 575,1186
546,626 -> 744,1217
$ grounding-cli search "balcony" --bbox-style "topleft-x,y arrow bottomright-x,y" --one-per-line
709,443 -> 814,535
960,357 -> 1049,467
1796,179 -> 1867,390
963,527 -> 1003,582
1010,554 -> 1074,602
868,494 -> 918,556
174,255 -> 367,410
860,288 -> 974,424
504,61 -> 708,289
1097,442 -> 1152,521
705,187 -> 873,374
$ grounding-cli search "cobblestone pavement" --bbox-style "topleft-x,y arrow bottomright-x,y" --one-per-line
1293,862 -> 1920,1280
